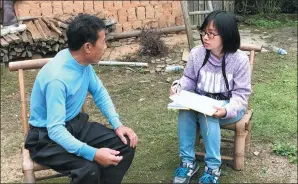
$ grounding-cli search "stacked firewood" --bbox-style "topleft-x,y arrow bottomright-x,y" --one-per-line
0,15 -> 115,63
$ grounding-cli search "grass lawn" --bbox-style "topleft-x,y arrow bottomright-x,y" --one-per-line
1,50 -> 297,183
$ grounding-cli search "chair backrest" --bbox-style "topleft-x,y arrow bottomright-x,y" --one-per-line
8,59 -> 87,137
238,44 -> 262,77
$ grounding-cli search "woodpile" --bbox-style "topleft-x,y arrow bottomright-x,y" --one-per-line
0,15 -> 115,63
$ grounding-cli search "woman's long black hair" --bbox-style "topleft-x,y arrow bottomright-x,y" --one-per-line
196,10 -> 240,96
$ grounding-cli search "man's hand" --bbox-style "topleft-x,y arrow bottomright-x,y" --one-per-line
213,106 -> 227,118
94,148 -> 123,167
115,126 -> 138,148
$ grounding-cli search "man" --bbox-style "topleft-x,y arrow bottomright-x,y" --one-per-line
25,14 -> 138,184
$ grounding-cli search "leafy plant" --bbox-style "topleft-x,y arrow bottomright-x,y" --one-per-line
235,0 -> 297,15
244,13 -> 298,28
273,143 -> 298,164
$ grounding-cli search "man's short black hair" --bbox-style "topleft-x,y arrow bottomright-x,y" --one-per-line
67,14 -> 106,51
198,10 -> 240,53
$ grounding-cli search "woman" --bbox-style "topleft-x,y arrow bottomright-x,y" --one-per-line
171,10 -> 251,184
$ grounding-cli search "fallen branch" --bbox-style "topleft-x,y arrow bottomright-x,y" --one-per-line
107,25 -> 197,40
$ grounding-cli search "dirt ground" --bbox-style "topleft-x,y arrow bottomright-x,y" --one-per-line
1,26 -> 297,183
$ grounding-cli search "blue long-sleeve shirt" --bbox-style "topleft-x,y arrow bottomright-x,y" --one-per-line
29,49 -> 122,161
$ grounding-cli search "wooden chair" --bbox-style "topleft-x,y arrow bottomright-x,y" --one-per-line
8,59 -> 87,183
195,44 -> 262,170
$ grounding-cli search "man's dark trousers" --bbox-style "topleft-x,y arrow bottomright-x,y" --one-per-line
25,113 -> 135,184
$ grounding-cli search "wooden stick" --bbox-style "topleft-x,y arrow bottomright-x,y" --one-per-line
240,44 -> 262,52
9,58 -> 148,71
249,50 -> 255,77
9,58 -> 49,71
18,69 -> 28,135
180,1 -> 195,50
98,61 -> 148,67
196,152 -> 234,161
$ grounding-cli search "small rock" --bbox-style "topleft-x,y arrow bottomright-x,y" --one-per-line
166,59 -> 173,64
150,69 -> 155,74
110,42 -> 122,47
139,80 -> 150,83
139,98 -> 145,102
126,70 -> 133,74
172,59 -> 180,64
166,77 -> 172,83
156,59 -> 161,62
142,69 -> 150,74
169,53 -> 176,58
151,60 -> 155,64
155,68 -> 162,72
157,64 -> 165,68
253,151 -> 259,156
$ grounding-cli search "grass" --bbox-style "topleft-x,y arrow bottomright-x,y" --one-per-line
244,13 -> 298,28
273,143 -> 298,164
1,50 -> 297,183
250,52 -> 297,143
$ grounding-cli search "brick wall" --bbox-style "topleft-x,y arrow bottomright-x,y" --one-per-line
14,0 -> 184,32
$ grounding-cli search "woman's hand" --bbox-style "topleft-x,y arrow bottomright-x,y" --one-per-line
170,81 -> 181,96
213,106 -> 227,118
170,85 -> 179,96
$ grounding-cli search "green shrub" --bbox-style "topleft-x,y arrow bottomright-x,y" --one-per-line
273,143 -> 298,164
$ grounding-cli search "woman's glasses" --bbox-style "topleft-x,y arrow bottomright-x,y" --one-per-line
199,30 -> 220,39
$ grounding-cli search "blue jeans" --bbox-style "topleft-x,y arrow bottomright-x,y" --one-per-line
178,102 -> 245,169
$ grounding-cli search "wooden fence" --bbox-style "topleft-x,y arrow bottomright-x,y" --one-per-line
187,0 -> 235,25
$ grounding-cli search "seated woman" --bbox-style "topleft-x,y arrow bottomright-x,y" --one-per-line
171,10 -> 251,184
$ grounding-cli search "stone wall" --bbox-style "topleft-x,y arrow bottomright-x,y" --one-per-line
14,1 -> 184,32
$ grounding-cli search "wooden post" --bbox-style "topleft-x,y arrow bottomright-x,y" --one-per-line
233,119 -> 247,170
198,0 -> 205,26
245,118 -> 253,152
18,69 -> 29,136
223,0 -> 235,13
206,0 -> 214,11
249,50 -> 255,78
181,1 -> 195,50
193,1 -> 199,25
212,0 -> 223,10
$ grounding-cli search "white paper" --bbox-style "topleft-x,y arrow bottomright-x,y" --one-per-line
167,101 -> 189,110
169,90 -> 225,116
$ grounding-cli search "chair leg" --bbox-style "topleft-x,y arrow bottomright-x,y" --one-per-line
23,169 -> 36,183
233,130 -> 247,171
245,119 -> 252,152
